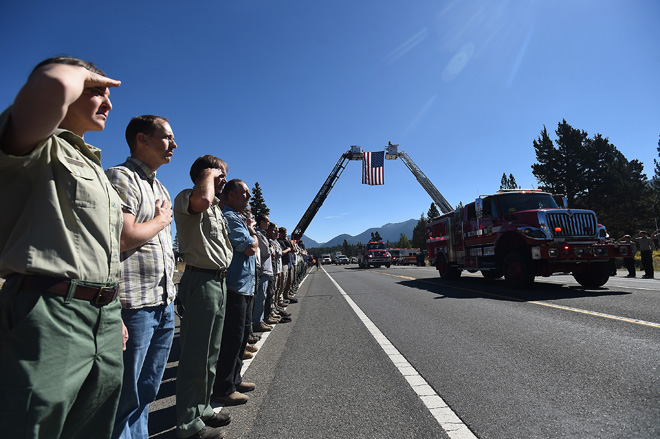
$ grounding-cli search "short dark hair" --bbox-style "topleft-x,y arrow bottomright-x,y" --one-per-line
256,214 -> 269,224
125,115 -> 168,153
189,155 -> 227,183
223,179 -> 244,195
31,56 -> 104,76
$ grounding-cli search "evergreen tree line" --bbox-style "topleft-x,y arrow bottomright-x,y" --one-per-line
531,120 -> 659,239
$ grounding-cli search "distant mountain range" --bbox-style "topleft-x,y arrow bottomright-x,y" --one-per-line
301,218 -> 417,248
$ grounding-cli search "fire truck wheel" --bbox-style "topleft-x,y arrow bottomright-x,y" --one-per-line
437,254 -> 461,280
503,251 -> 534,288
572,263 -> 610,288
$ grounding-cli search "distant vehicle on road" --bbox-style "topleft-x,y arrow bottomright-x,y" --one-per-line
321,253 -> 332,264
388,248 -> 421,265
358,240 -> 392,268
335,255 -> 349,265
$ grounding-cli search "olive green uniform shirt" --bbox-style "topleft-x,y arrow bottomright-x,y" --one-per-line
173,189 -> 232,270
0,107 -> 123,283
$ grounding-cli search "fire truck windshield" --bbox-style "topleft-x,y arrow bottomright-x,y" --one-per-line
497,193 -> 559,213
367,242 -> 386,250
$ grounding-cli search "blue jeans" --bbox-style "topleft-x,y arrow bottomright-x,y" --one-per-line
112,302 -> 175,439
252,275 -> 269,325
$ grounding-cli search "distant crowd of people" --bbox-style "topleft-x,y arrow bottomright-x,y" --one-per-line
0,56 -> 308,439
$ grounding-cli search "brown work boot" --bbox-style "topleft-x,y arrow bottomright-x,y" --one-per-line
211,391 -> 249,406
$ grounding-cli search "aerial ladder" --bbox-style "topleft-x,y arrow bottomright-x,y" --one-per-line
290,143 -> 452,241
291,146 -> 363,241
385,142 -> 453,214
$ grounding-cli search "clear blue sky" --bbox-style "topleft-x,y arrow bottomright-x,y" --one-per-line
2,0 -> 659,243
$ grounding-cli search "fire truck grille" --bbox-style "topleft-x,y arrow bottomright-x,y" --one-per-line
545,212 -> 597,237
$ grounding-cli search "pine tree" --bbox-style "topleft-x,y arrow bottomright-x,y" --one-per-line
397,233 -> 411,248
411,213 -> 427,249
500,173 -> 508,189
532,120 -> 588,204
531,120 -> 654,237
250,182 -> 270,218
500,173 -> 519,189
427,203 -> 440,219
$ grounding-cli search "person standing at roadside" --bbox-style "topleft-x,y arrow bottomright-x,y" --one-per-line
253,214 -> 274,331
174,155 -> 233,439
106,115 -> 177,439
635,231 -> 655,279
617,235 -> 636,278
278,227 -> 298,304
268,222 -> 284,308
0,57 -> 124,439
212,179 -> 258,406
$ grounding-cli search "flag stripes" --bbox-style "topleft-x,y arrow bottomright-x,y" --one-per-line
362,151 -> 385,185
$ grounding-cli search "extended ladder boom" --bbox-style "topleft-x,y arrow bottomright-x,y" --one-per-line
392,148 -> 453,214
290,144 -> 452,241
291,147 -> 363,241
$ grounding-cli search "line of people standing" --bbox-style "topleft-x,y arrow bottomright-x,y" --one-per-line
0,56 -> 308,439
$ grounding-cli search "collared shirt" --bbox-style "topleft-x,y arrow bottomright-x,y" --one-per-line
173,189 -> 232,271
635,236 -> 655,252
0,107 -> 123,283
223,206 -> 255,295
255,227 -> 273,276
279,238 -> 292,265
106,157 -> 175,308
269,238 -> 282,275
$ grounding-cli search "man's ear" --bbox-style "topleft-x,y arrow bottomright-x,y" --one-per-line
137,133 -> 149,147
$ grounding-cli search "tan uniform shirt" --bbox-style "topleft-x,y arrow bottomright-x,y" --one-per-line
0,107 -> 123,283
173,189 -> 232,270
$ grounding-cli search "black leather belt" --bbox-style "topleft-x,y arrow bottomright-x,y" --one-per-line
186,265 -> 227,278
20,275 -> 119,306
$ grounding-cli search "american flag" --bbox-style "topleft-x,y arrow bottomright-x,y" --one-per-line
362,151 -> 385,185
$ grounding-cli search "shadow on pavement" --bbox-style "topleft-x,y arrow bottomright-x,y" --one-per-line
398,275 -> 631,302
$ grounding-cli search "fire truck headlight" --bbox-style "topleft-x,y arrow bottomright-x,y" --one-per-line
519,227 -> 548,239
548,248 -> 559,257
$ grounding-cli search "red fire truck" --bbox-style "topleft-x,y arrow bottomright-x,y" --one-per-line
358,241 -> 392,269
426,189 -> 632,288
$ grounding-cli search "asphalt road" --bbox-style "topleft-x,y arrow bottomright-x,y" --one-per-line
149,265 -> 659,438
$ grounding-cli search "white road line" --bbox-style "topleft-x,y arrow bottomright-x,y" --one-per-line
324,271 -> 478,439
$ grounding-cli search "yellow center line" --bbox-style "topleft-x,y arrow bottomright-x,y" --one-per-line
374,271 -> 660,329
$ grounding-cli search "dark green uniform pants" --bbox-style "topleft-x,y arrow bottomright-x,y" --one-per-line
175,270 -> 226,438
0,275 -> 124,439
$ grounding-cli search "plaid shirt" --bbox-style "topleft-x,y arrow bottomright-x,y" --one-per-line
106,157 -> 175,308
